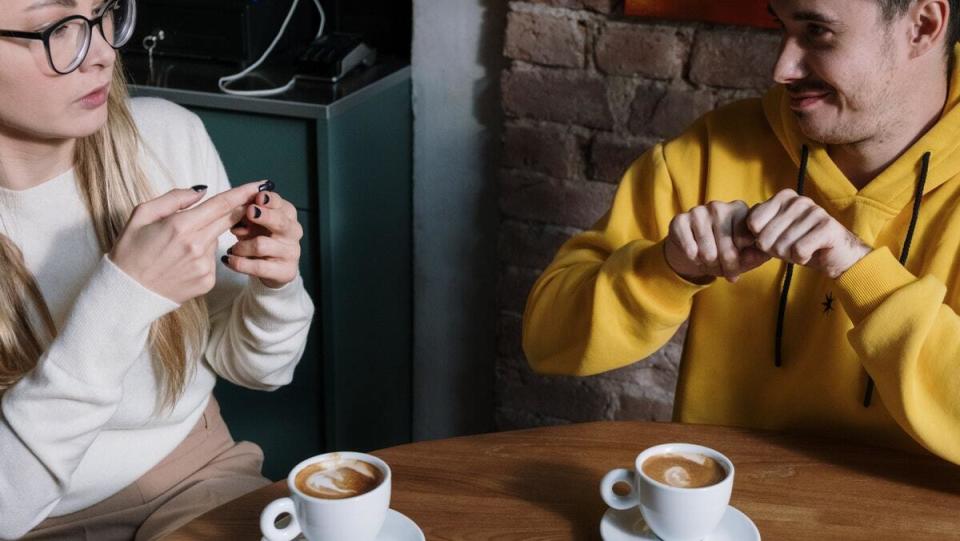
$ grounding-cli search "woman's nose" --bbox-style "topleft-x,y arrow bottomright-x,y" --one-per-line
77,24 -> 115,73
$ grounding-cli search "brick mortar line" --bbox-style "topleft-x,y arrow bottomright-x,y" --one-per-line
508,1 -> 611,21
501,165 -> 626,187
500,217 -> 584,236
502,117 -> 598,138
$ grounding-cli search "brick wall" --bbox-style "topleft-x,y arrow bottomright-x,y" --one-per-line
496,1 -> 781,429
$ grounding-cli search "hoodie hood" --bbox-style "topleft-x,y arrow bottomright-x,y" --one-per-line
762,43 -> 960,243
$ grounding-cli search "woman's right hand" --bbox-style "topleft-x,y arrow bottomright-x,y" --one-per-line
109,182 -> 264,304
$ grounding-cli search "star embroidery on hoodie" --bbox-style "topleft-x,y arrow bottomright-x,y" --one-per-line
822,292 -> 835,314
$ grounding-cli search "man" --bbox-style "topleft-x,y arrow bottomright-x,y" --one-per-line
523,0 -> 960,465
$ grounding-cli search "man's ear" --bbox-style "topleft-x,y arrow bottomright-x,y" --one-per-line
907,0 -> 950,59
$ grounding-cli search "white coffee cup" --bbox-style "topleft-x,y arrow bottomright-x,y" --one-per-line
600,443 -> 734,541
260,452 -> 391,541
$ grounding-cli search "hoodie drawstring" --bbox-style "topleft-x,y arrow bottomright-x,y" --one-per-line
774,145 -> 809,368
774,147 -> 929,409
862,151 -> 930,407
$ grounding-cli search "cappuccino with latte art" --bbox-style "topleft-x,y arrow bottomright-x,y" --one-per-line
641,452 -> 726,488
295,457 -> 384,499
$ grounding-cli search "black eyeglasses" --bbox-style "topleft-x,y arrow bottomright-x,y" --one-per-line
0,0 -> 137,75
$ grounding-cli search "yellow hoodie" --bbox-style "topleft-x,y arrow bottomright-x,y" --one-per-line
524,49 -> 960,465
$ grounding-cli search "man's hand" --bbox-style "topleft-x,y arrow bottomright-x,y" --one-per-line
665,200 -> 771,284
747,189 -> 870,279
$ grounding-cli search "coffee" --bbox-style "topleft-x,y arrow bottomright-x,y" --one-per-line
294,457 -> 384,499
641,452 -> 726,488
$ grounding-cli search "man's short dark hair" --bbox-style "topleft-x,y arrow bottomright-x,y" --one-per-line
877,0 -> 960,56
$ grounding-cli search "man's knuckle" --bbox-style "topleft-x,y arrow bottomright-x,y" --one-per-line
757,235 -> 773,251
672,213 -> 690,231
786,198 -> 806,212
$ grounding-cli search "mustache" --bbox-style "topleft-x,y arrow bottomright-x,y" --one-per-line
786,81 -> 834,94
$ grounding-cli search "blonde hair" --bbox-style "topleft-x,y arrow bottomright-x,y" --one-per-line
0,58 -> 209,410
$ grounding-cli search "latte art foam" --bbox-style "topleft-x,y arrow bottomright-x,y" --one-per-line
662,465 -> 692,487
642,452 -> 726,489
295,458 -> 384,500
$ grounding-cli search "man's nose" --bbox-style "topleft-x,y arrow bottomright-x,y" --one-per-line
772,37 -> 808,85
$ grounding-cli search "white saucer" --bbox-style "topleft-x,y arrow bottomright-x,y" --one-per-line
260,508 -> 424,541
600,505 -> 760,541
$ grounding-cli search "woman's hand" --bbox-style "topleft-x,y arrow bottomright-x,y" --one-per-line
224,183 -> 304,289
109,182 -> 263,304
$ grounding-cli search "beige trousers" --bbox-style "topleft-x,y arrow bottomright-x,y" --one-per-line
21,397 -> 272,541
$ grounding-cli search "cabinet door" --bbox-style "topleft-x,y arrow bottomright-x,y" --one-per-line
192,109 -> 316,212
191,108 -> 323,480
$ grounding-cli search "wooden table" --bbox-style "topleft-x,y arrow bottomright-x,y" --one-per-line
165,421 -> 960,540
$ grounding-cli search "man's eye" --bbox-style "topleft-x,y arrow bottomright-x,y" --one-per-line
807,24 -> 829,37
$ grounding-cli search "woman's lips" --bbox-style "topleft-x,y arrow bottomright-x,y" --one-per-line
79,84 -> 109,109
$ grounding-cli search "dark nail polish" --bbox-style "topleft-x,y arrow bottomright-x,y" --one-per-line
226,247 -> 234,255
191,184 -> 208,192
263,194 -> 271,205
254,206 -> 262,219
232,221 -> 245,229
221,255 -> 229,265
258,180 -> 275,192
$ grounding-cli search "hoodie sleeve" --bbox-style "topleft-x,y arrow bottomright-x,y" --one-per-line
0,257 -> 179,539
835,247 -> 960,465
523,142 -> 709,376
193,115 -> 315,391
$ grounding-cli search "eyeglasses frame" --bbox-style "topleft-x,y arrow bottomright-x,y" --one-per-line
0,0 -> 136,75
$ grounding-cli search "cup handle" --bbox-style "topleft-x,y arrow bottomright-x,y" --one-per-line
260,497 -> 302,541
600,468 -> 639,510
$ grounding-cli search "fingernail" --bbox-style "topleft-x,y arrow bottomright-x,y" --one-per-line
253,206 -> 262,219
221,255 -> 229,265
192,184 -> 208,192
232,221 -> 245,229
263,194 -> 271,204
258,180 -> 275,192
226,247 -> 234,255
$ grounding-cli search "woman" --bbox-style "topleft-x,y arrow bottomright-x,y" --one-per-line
0,0 -> 315,539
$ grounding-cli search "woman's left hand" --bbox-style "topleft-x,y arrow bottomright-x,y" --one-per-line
224,183 -> 303,289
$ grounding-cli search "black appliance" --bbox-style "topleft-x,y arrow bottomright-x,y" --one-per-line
324,0 -> 410,58
128,0 -> 316,66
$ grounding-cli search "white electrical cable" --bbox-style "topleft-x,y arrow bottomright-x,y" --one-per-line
218,0 -> 326,97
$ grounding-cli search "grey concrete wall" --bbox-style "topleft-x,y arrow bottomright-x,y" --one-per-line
411,0 -> 505,439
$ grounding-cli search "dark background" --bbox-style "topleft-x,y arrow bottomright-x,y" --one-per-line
327,0 -> 411,58
126,0 -> 411,67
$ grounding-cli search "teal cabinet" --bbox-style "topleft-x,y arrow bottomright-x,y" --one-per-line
131,68 -> 413,480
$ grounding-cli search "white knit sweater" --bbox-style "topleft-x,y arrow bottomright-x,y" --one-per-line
0,98 -> 315,539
